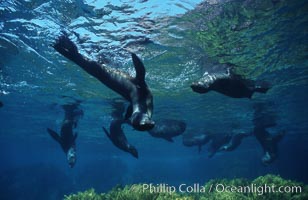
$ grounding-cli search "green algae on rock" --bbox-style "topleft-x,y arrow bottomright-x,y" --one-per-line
64,175 -> 307,200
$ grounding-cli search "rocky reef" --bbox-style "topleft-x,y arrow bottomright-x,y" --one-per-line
64,174 -> 307,200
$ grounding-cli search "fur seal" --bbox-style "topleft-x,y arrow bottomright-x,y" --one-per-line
182,133 -> 213,153
0,101 -> 3,108
208,134 -> 232,158
252,101 -> 284,164
103,119 -> 138,158
191,64 -> 270,98
254,127 -> 285,164
220,132 -> 251,151
148,119 -> 186,142
53,34 -> 154,131
47,103 -> 83,168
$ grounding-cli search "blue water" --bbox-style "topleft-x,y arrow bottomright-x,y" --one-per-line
0,0 -> 307,199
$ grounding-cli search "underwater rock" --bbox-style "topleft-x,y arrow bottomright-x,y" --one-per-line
230,20 -> 254,31
64,174 -> 308,200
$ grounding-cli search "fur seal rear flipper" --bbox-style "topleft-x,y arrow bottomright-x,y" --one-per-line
103,119 -> 138,158
53,34 -> 154,131
47,128 -> 62,143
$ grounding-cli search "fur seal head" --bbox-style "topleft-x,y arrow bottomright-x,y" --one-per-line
67,146 -> 76,168
191,81 -> 210,93
131,112 -> 155,131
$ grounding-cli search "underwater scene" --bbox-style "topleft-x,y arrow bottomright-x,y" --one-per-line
0,0 -> 307,199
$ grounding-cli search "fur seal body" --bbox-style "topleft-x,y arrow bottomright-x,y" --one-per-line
182,133 -> 213,153
191,67 -> 270,98
208,134 -> 232,158
148,119 -> 186,142
103,119 -> 138,158
254,127 -> 285,164
220,132 -> 251,151
47,103 -> 82,168
252,102 -> 284,164
53,34 -> 154,131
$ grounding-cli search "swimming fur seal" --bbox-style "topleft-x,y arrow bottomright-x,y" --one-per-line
191,64 -> 270,98
103,119 -> 138,158
47,103 -> 83,168
254,127 -> 285,164
220,132 -> 251,151
53,34 -> 154,131
182,133 -> 213,153
208,134 -> 232,158
252,101 -> 284,164
148,119 -> 186,142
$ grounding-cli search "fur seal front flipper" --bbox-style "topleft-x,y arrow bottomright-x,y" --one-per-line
132,53 -> 145,84
53,35 -> 154,131
47,128 -> 62,144
125,104 -> 133,120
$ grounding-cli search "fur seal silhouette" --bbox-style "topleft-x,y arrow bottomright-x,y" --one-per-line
254,127 -> 285,164
47,102 -> 83,168
0,101 -> 3,108
103,119 -> 138,158
220,132 -> 251,151
148,119 -> 186,142
191,63 -> 270,98
53,34 -> 154,131
208,134 -> 232,158
182,133 -> 213,153
252,101 -> 284,164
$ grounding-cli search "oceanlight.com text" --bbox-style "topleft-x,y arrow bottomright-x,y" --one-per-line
214,183 -> 302,196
